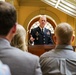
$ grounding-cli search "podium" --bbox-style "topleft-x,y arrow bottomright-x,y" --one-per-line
28,45 -> 76,56
28,45 -> 55,56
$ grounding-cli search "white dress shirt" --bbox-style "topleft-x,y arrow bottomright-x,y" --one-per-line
0,61 -> 11,75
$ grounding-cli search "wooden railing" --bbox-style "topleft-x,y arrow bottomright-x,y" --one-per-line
28,45 -> 76,56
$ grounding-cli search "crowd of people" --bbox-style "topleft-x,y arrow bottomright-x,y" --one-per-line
0,1 -> 76,75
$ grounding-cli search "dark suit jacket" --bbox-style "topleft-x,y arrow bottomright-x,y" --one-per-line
0,38 -> 42,75
30,26 -> 53,45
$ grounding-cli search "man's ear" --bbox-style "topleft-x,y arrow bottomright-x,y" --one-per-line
53,35 -> 57,44
12,24 -> 16,33
72,34 -> 75,42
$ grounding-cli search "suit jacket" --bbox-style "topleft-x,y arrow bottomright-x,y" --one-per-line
0,38 -> 42,75
30,26 -> 53,45
40,45 -> 76,75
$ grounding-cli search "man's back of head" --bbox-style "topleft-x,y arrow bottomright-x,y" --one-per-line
54,22 -> 73,45
0,1 -> 16,36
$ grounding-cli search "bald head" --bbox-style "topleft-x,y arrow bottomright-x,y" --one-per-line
39,15 -> 47,28
54,23 -> 73,45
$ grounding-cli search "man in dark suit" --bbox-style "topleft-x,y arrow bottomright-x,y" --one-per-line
0,1 -> 42,75
30,15 -> 54,45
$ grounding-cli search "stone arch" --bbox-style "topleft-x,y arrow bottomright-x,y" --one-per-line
23,9 -> 61,30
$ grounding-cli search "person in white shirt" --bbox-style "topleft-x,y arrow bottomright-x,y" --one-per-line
0,61 -> 11,75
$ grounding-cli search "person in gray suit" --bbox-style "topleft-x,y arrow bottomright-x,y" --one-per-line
40,22 -> 76,75
0,1 -> 42,75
